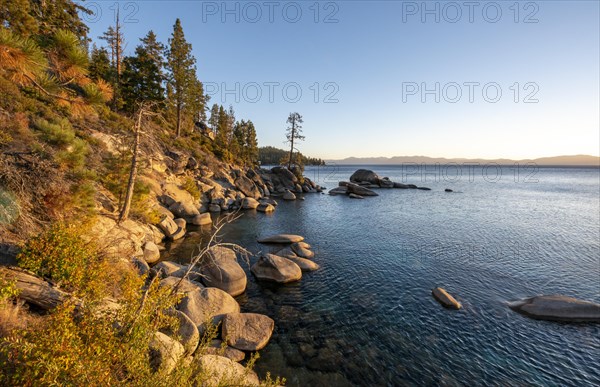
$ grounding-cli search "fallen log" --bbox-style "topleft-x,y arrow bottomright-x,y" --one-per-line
0,266 -> 72,310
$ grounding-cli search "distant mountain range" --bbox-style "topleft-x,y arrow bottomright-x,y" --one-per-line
326,155 -> 600,166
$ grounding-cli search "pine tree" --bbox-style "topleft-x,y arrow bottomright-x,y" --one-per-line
166,18 -> 197,137
0,0 -> 38,38
232,120 -> 246,162
209,104 -> 220,135
121,31 -> 165,113
31,0 -> 90,41
186,77 -> 206,124
245,120 -> 259,165
99,12 -> 125,110
214,105 -> 234,161
286,112 -> 305,169
89,44 -> 111,81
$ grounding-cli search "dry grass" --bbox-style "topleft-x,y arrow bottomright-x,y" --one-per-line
0,300 -> 42,338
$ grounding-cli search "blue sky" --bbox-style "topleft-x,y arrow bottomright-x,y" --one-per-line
81,1 -> 599,159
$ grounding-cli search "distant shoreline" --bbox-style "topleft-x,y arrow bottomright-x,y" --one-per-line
316,163 -> 600,168
324,155 -> 600,167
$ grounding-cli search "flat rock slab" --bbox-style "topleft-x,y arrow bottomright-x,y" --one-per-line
291,242 -> 314,259
509,295 -> 600,323
432,287 -> 462,309
222,313 -> 275,351
258,234 -> 304,244
286,256 -> 320,272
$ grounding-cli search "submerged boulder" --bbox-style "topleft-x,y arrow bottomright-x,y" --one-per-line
291,242 -> 314,259
222,312 -> 275,351
251,254 -> 302,283
258,234 -> 305,244
285,256 -> 320,272
432,287 -> 462,309
328,186 -> 348,195
509,295 -> 600,323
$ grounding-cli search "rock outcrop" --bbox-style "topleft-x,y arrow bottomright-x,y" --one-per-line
509,295 -> 600,322
332,169 -> 432,197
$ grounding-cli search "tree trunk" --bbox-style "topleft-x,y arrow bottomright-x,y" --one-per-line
176,102 -> 182,138
0,266 -> 71,311
288,118 -> 295,169
114,9 -> 122,111
118,108 -> 143,223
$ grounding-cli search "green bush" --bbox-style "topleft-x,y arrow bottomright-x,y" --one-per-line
0,274 -> 19,303
56,137 -> 89,169
33,118 -> 75,146
16,224 -> 105,297
182,177 -> 200,201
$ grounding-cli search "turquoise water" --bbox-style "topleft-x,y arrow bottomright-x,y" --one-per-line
169,165 -> 600,386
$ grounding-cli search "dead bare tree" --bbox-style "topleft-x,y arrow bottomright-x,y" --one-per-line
118,102 -> 160,223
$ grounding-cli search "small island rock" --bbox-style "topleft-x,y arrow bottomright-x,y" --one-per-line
432,287 -> 462,309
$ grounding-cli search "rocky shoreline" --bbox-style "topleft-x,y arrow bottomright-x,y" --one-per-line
4,159 -> 599,384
